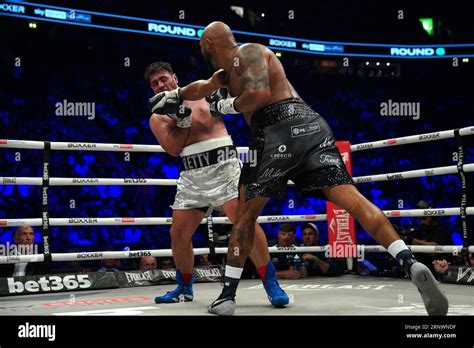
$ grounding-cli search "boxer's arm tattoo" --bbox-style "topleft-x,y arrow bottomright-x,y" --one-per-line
239,44 -> 270,91
234,44 -> 271,112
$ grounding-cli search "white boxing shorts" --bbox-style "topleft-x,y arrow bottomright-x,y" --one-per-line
171,136 -> 241,214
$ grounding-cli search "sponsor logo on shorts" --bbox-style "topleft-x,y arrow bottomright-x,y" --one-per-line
291,122 -> 321,138
260,168 -> 283,178
319,154 -> 340,164
270,145 -> 292,159
319,136 -> 334,149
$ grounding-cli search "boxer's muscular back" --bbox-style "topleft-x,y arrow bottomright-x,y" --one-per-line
227,43 -> 300,125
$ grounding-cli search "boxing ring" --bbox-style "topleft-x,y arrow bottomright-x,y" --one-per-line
0,126 -> 473,316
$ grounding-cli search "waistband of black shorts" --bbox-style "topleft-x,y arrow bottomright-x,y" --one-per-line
251,98 -> 319,129
181,145 -> 237,170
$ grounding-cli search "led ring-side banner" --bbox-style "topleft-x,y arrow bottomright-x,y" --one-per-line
2,1 -> 474,59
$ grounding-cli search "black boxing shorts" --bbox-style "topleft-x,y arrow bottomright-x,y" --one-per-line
240,98 -> 354,201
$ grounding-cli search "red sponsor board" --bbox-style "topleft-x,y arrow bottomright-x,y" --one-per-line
326,141 -> 357,257
387,139 -> 397,145
120,144 -> 133,149
0,221 -> 7,226
391,211 -> 401,217
0,140 -> 7,144
122,218 -> 135,223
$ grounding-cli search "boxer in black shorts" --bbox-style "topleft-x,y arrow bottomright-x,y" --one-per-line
150,21 -> 449,316
240,97 -> 353,201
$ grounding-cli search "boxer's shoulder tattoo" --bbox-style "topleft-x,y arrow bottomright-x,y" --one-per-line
239,44 -> 269,90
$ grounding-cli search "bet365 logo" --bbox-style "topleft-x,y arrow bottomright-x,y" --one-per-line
8,275 -> 92,293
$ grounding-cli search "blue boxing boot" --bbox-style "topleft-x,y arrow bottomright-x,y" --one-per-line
259,261 -> 289,307
154,269 -> 194,303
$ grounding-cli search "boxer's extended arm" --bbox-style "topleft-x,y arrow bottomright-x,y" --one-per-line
234,44 -> 271,113
179,69 -> 228,101
149,114 -> 190,157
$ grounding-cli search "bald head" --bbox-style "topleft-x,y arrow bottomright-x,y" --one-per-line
200,21 -> 237,73
201,21 -> 236,44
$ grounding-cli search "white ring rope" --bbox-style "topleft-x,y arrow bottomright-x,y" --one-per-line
1,127 -> 472,265
1,245 -> 473,264
1,208 -> 473,227
1,126 -> 472,153
1,162 -> 473,187
350,126 -> 474,152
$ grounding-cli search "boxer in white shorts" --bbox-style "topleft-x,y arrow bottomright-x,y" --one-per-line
146,61 -> 288,305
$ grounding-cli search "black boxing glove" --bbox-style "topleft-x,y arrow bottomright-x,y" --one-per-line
206,88 -> 239,117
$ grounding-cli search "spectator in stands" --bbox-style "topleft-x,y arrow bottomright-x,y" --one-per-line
0,226 -> 48,277
268,223 -> 306,279
97,258 -> 121,272
300,223 -> 345,276
140,256 -> 158,271
402,200 -> 453,277
161,257 -> 175,269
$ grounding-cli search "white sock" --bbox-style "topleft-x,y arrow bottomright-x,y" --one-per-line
225,265 -> 243,280
387,239 -> 409,259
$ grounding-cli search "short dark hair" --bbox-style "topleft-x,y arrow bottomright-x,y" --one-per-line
279,222 -> 296,233
301,223 -> 319,236
144,61 -> 174,82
